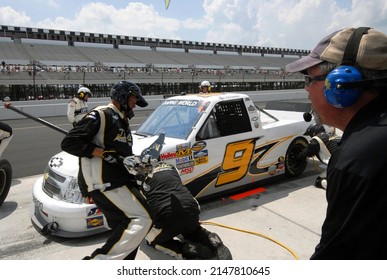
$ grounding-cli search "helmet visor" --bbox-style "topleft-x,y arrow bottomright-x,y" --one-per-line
135,92 -> 148,107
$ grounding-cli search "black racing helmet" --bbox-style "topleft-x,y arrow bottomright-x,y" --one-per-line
110,81 -> 148,112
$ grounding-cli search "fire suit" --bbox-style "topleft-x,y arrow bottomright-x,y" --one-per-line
67,97 -> 89,125
142,162 -> 232,259
0,121 -> 12,158
61,103 -> 152,260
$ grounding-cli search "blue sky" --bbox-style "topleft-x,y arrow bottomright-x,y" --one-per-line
0,0 -> 386,50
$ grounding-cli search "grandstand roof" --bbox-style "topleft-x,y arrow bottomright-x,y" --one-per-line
0,25 -> 305,86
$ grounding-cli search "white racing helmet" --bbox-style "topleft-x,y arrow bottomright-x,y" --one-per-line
76,87 -> 92,100
200,81 -> 211,91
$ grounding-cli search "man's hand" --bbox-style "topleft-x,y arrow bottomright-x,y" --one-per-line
123,155 -> 142,175
100,150 -> 120,164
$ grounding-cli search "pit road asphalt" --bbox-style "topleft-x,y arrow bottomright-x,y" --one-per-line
0,107 -> 328,260
0,161 -> 327,260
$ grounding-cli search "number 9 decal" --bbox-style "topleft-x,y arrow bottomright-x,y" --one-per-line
216,139 -> 255,186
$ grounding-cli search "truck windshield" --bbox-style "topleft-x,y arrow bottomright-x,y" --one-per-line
136,99 -> 204,139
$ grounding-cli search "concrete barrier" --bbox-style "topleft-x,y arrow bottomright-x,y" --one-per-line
0,89 -> 308,120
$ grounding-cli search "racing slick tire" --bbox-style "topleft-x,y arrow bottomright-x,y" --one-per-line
284,137 -> 308,178
0,159 -> 12,206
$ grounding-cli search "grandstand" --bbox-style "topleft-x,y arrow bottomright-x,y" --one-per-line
0,25 -> 306,100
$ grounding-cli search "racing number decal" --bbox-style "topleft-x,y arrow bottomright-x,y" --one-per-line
216,139 -> 255,187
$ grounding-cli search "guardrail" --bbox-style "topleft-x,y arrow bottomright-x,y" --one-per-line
0,89 -> 308,120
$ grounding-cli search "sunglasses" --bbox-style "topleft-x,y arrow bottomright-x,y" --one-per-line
304,75 -> 327,86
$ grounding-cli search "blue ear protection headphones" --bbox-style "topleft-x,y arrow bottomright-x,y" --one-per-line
324,27 -> 370,108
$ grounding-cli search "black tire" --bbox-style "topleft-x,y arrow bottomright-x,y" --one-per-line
285,137 -> 308,178
0,159 -> 12,206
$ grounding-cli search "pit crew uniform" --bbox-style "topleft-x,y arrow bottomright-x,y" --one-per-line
67,97 -> 89,126
61,103 -> 152,260
142,162 -> 232,260
0,121 -> 13,158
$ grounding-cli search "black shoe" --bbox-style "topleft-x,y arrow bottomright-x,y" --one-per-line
182,241 -> 216,260
207,232 -> 223,249
215,244 -> 233,260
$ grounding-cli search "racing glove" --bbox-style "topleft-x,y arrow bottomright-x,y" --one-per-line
123,155 -> 142,175
100,150 -> 121,164
123,155 -> 155,182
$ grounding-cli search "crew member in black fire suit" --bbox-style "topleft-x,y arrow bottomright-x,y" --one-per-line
0,121 -> 13,158
125,159 -> 232,260
61,81 -> 152,260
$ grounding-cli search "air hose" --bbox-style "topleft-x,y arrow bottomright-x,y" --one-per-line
200,220 -> 299,260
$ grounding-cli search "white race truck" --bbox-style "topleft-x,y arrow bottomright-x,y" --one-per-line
31,92 -> 319,237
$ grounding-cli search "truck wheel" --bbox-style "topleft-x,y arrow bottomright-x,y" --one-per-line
0,159 -> 12,206
285,137 -> 308,177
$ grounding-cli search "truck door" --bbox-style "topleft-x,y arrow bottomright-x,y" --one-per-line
192,98 -> 255,196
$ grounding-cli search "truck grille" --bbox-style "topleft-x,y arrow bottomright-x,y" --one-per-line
42,169 -> 66,197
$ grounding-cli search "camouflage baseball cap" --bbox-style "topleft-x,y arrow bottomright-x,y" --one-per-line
286,27 -> 387,73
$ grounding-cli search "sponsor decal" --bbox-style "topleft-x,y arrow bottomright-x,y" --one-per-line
191,141 -> 207,151
194,156 -> 208,165
160,151 -> 176,160
193,149 -> 208,158
176,161 -> 195,170
218,95 -> 240,100
114,128 -> 129,143
49,156 -> 63,168
248,105 -> 256,112
162,100 -> 198,106
175,155 -> 194,164
176,148 -> 192,157
87,207 -> 103,217
176,142 -> 191,149
180,166 -> 194,175
86,216 -> 104,228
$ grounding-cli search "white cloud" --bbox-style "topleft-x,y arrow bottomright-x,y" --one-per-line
0,6 -> 32,27
0,1 -> 386,50
47,0 -> 60,9
201,0 -> 387,49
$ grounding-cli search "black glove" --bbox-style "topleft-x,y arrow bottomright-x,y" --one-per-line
100,150 -> 120,164
123,155 -> 141,175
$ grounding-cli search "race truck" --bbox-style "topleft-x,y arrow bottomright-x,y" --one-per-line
31,92 -> 319,238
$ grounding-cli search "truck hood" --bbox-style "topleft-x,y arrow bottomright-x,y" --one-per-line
48,133 -> 181,178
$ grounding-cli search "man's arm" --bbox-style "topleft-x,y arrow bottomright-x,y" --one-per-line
61,110 -> 100,158
67,99 -> 76,124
